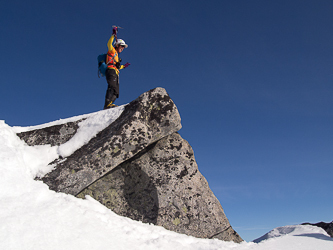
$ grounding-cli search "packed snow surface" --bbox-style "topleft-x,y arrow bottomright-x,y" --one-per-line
1,107 -> 333,250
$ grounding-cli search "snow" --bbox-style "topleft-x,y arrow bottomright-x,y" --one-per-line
1,107 -> 333,250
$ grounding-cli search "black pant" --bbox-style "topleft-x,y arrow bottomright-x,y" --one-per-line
104,69 -> 119,109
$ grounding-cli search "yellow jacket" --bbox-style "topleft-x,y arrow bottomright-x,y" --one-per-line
106,34 -> 125,75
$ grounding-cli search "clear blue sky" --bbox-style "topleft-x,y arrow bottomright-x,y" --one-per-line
1,0 -> 332,241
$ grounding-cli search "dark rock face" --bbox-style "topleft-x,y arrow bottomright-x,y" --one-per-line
17,120 -> 84,146
17,87 -> 243,243
302,221 -> 333,237
77,132 -> 242,242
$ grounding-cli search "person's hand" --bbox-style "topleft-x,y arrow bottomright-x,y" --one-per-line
112,26 -> 118,35
123,62 -> 130,68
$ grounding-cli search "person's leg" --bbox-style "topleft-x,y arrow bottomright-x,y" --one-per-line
104,85 -> 117,109
104,69 -> 119,109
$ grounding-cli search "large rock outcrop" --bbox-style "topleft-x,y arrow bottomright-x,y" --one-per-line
17,87 -> 243,243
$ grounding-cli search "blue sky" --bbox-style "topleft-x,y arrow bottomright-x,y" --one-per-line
1,0 -> 333,241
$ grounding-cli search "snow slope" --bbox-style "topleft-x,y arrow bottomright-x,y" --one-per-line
1,107 -> 333,250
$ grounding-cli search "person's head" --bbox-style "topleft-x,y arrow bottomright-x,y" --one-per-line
114,39 -> 128,53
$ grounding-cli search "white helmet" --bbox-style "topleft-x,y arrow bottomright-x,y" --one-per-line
114,39 -> 128,48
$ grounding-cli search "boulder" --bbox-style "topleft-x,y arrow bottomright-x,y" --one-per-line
77,132 -> 242,242
40,87 -> 182,195
17,87 -> 243,242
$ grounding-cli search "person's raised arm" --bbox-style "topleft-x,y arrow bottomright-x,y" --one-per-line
107,27 -> 118,51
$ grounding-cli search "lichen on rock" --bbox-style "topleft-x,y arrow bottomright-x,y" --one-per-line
17,87 -> 243,243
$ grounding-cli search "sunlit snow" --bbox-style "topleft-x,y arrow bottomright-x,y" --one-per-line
1,106 -> 332,250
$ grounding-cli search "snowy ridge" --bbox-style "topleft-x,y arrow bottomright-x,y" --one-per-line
253,224 -> 331,243
1,109 -> 333,249
56,106 -> 125,158
12,106 -> 125,178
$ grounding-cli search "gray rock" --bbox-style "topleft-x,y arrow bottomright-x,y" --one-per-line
18,87 -> 243,242
17,120 -> 84,146
41,87 -> 182,195
77,132 -> 243,242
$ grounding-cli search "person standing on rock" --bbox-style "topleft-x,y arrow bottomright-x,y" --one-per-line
104,26 -> 130,109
